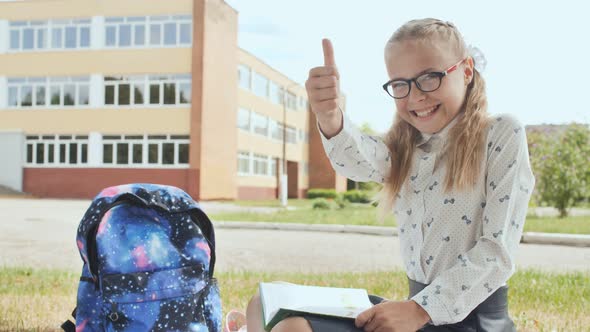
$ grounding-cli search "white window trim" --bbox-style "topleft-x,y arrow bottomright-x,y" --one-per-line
24,134 -> 190,168
238,72 -> 304,114
252,153 -> 269,177
6,76 -> 91,109
8,19 -> 91,52
238,151 -> 275,177
252,71 -> 269,99
269,80 -> 283,105
104,15 -> 192,49
103,74 -> 191,107
237,151 -> 251,176
101,134 -> 190,168
24,135 -> 89,167
237,110 -> 303,145
285,126 -> 297,144
285,91 -> 297,110
237,107 -> 251,132
251,112 -> 269,137
269,156 -> 277,176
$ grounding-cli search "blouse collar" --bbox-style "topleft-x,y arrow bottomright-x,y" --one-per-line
415,112 -> 463,148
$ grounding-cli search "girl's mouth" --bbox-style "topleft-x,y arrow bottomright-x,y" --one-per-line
410,104 -> 440,119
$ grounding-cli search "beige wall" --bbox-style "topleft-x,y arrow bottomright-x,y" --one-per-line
237,49 -> 310,190
0,108 -> 190,134
190,0 -> 238,200
0,0 -> 192,19
0,49 -> 192,77
237,175 -> 277,187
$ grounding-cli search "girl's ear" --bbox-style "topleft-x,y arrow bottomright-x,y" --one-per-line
464,57 -> 475,85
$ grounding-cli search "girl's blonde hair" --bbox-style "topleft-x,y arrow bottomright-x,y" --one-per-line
378,18 -> 491,219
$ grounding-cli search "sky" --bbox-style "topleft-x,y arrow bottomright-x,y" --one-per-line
226,0 -> 590,133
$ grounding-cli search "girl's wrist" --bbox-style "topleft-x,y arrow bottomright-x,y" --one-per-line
316,109 -> 343,139
409,300 -> 431,325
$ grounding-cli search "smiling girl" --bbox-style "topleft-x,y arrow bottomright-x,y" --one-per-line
245,18 -> 535,332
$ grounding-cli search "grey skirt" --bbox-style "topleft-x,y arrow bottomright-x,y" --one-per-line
302,279 -> 516,332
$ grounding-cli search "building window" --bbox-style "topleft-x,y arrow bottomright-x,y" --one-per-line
251,112 -> 269,137
25,135 -> 89,166
116,142 -> 129,164
243,113 -> 300,144
9,19 -> 91,52
105,15 -> 192,48
104,74 -> 191,106
286,91 -> 297,110
238,108 -> 251,131
270,120 -> 283,141
269,157 -> 277,176
238,151 -> 250,175
7,77 -> 90,108
286,126 -> 297,144
298,129 -> 308,143
238,64 -> 251,90
238,152 -> 275,177
252,71 -> 268,98
102,134 -> 189,167
178,143 -> 189,164
299,96 -> 308,110
178,83 -> 191,104
269,81 -> 283,105
252,153 -> 268,176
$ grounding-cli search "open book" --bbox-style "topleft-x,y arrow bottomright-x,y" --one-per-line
259,282 -> 373,331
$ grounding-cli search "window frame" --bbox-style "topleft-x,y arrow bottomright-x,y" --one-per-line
8,19 -> 91,52
103,74 -> 191,107
104,15 -> 192,49
24,135 -> 89,167
101,134 -> 190,168
7,77 -> 90,109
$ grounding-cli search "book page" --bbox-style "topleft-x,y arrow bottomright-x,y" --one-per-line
287,305 -> 367,318
259,282 -> 373,326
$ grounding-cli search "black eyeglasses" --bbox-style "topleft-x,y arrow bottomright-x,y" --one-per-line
382,58 -> 466,99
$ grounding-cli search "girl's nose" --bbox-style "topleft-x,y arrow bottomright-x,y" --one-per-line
408,81 -> 427,103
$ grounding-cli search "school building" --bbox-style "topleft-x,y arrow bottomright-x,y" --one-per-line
0,0 -> 346,200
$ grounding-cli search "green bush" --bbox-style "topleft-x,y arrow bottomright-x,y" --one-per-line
347,179 -> 383,192
342,190 -> 372,203
334,195 -> 350,209
528,124 -> 590,217
307,189 -> 338,199
312,198 -> 332,210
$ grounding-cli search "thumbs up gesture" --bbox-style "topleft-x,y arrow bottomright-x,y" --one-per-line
305,38 -> 343,138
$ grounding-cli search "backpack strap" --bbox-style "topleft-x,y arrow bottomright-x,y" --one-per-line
76,183 -> 215,281
61,320 -> 75,332
191,208 -> 216,277
61,308 -> 77,332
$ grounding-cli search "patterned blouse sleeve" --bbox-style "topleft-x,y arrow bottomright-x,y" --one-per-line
318,110 -> 391,183
410,115 -> 535,325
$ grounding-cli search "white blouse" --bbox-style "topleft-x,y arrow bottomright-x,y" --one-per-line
319,111 -> 535,325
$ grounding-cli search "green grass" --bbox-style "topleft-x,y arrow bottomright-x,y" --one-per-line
1,267 -> 588,331
212,200 -> 589,234
211,203 -> 397,227
524,216 -> 590,234
231,199 -> 315,208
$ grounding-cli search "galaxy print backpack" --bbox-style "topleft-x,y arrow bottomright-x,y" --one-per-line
62,184 -> 222,332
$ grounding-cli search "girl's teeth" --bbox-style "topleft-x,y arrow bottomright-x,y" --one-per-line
415,105 -> 438,117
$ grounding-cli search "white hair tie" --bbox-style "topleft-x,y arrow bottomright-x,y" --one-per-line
468,45 -> 487,73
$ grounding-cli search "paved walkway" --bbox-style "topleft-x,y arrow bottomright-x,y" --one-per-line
0,198 -> 589,273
